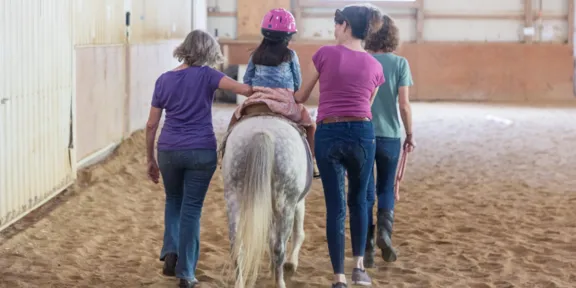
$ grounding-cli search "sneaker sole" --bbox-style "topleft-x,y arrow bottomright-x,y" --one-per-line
352,280 -> 372,286
376,238 -> 397,262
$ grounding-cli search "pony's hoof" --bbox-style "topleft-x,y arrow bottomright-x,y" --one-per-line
284,262 -> 297,274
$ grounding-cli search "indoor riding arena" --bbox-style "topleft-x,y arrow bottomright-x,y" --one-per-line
1,0 -> 575,287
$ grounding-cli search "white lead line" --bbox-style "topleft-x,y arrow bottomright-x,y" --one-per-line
309,108 -> 318,122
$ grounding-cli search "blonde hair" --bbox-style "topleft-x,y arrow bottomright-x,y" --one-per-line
173,30 -> 225,67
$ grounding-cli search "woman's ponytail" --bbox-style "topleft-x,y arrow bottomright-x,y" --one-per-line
339,4 -> 383,40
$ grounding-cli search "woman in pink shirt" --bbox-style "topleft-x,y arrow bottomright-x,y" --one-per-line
294,4 -> 385,288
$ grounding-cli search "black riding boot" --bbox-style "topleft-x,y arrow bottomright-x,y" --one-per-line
162,253 -> 177,276
376,209 -> 397,262
364,224 -> 376,268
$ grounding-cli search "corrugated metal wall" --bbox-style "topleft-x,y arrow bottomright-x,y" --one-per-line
0,0 -> 192,232
0,0 -> 76,231
130,0 -> 192,43
74,0 -> 126,45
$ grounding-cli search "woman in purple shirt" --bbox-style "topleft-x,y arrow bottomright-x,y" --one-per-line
295,5 -> 385,288
145,30 -> 251,288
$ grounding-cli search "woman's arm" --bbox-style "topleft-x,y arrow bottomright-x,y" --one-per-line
398,58 -> 413,138
398,86 -> 412,136
294,62 -> 319,104
219,76 -> 253,96
370,87 -> 380,106
146,106 -> 163,163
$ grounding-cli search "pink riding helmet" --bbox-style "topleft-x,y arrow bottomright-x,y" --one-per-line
261,8 -> 297,34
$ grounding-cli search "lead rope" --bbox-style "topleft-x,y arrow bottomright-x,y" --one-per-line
394,149 -> 408,201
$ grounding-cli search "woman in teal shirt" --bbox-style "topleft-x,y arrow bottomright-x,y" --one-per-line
363,14 -> 416,268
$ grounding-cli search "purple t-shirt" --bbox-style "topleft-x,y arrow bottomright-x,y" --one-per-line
312,45 -> 385,122
151,66 -> 225,151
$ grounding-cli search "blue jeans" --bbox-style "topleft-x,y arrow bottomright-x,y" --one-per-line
157,149 -> 217,281
314,121 -> 376,274
366,137 -> 401,226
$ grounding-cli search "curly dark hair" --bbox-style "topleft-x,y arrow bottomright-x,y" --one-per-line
364,14 -> 400,53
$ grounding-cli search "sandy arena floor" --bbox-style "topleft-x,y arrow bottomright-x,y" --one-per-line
1,103 -> 575,288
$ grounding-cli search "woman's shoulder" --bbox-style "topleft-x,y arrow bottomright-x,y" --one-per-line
365,53 -> 386,68
162,66 -> 224,83
312,45 -> 340,62
372,53 -> 409,68
388,53 -> 410,65
316,45 -> 339,54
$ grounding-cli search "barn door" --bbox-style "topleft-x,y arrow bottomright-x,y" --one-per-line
0,0 -> 76,231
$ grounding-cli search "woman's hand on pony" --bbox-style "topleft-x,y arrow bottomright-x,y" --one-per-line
218,76 -> 253,96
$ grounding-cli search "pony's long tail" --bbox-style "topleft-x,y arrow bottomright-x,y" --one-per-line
232,131 -> 275,288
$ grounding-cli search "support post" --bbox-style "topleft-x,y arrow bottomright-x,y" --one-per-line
293,0 -> 302,40
569,0 -> 574,45
416,0 -> 424,43
524,0 -> 533,44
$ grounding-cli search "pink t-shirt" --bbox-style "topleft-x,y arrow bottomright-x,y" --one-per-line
312,45 -> 385,122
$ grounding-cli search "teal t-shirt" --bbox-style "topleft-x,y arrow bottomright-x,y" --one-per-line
371,53 -> 413,138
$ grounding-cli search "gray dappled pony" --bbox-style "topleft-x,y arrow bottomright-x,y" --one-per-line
222,116 -> 311,288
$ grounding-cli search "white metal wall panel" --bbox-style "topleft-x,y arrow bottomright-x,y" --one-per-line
73,0 -> 126,45
0,0 -> 75,231
130,0 -> 192,43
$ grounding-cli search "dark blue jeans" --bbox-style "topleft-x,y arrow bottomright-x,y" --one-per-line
314,121 -> 376,274
157,149 -> 217,281
366,137 -> 401,226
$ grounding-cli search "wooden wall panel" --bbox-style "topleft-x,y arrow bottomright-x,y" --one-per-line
220,41 -> 574,103
237,0 -> 291,39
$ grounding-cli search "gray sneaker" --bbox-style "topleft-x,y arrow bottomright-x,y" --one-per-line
351,268 -> 372,286
332,283 -> 347,288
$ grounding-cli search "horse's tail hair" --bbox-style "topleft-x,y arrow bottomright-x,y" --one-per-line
232,130 -> 275,288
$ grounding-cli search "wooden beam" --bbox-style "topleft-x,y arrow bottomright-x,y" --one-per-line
524,0 -> 533,44
301,11 -> 415,19
206,10 -> 567,22
299,1 -> 419,9
207,11 -> 236,17
416,0 -> 424,43
293,0 -> 302,40
424,13 -> 567,20
569,0 -> 574,45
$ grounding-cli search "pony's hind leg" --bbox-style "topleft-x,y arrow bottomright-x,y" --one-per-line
270,209 -> 295,288
286,199 -> 306,273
